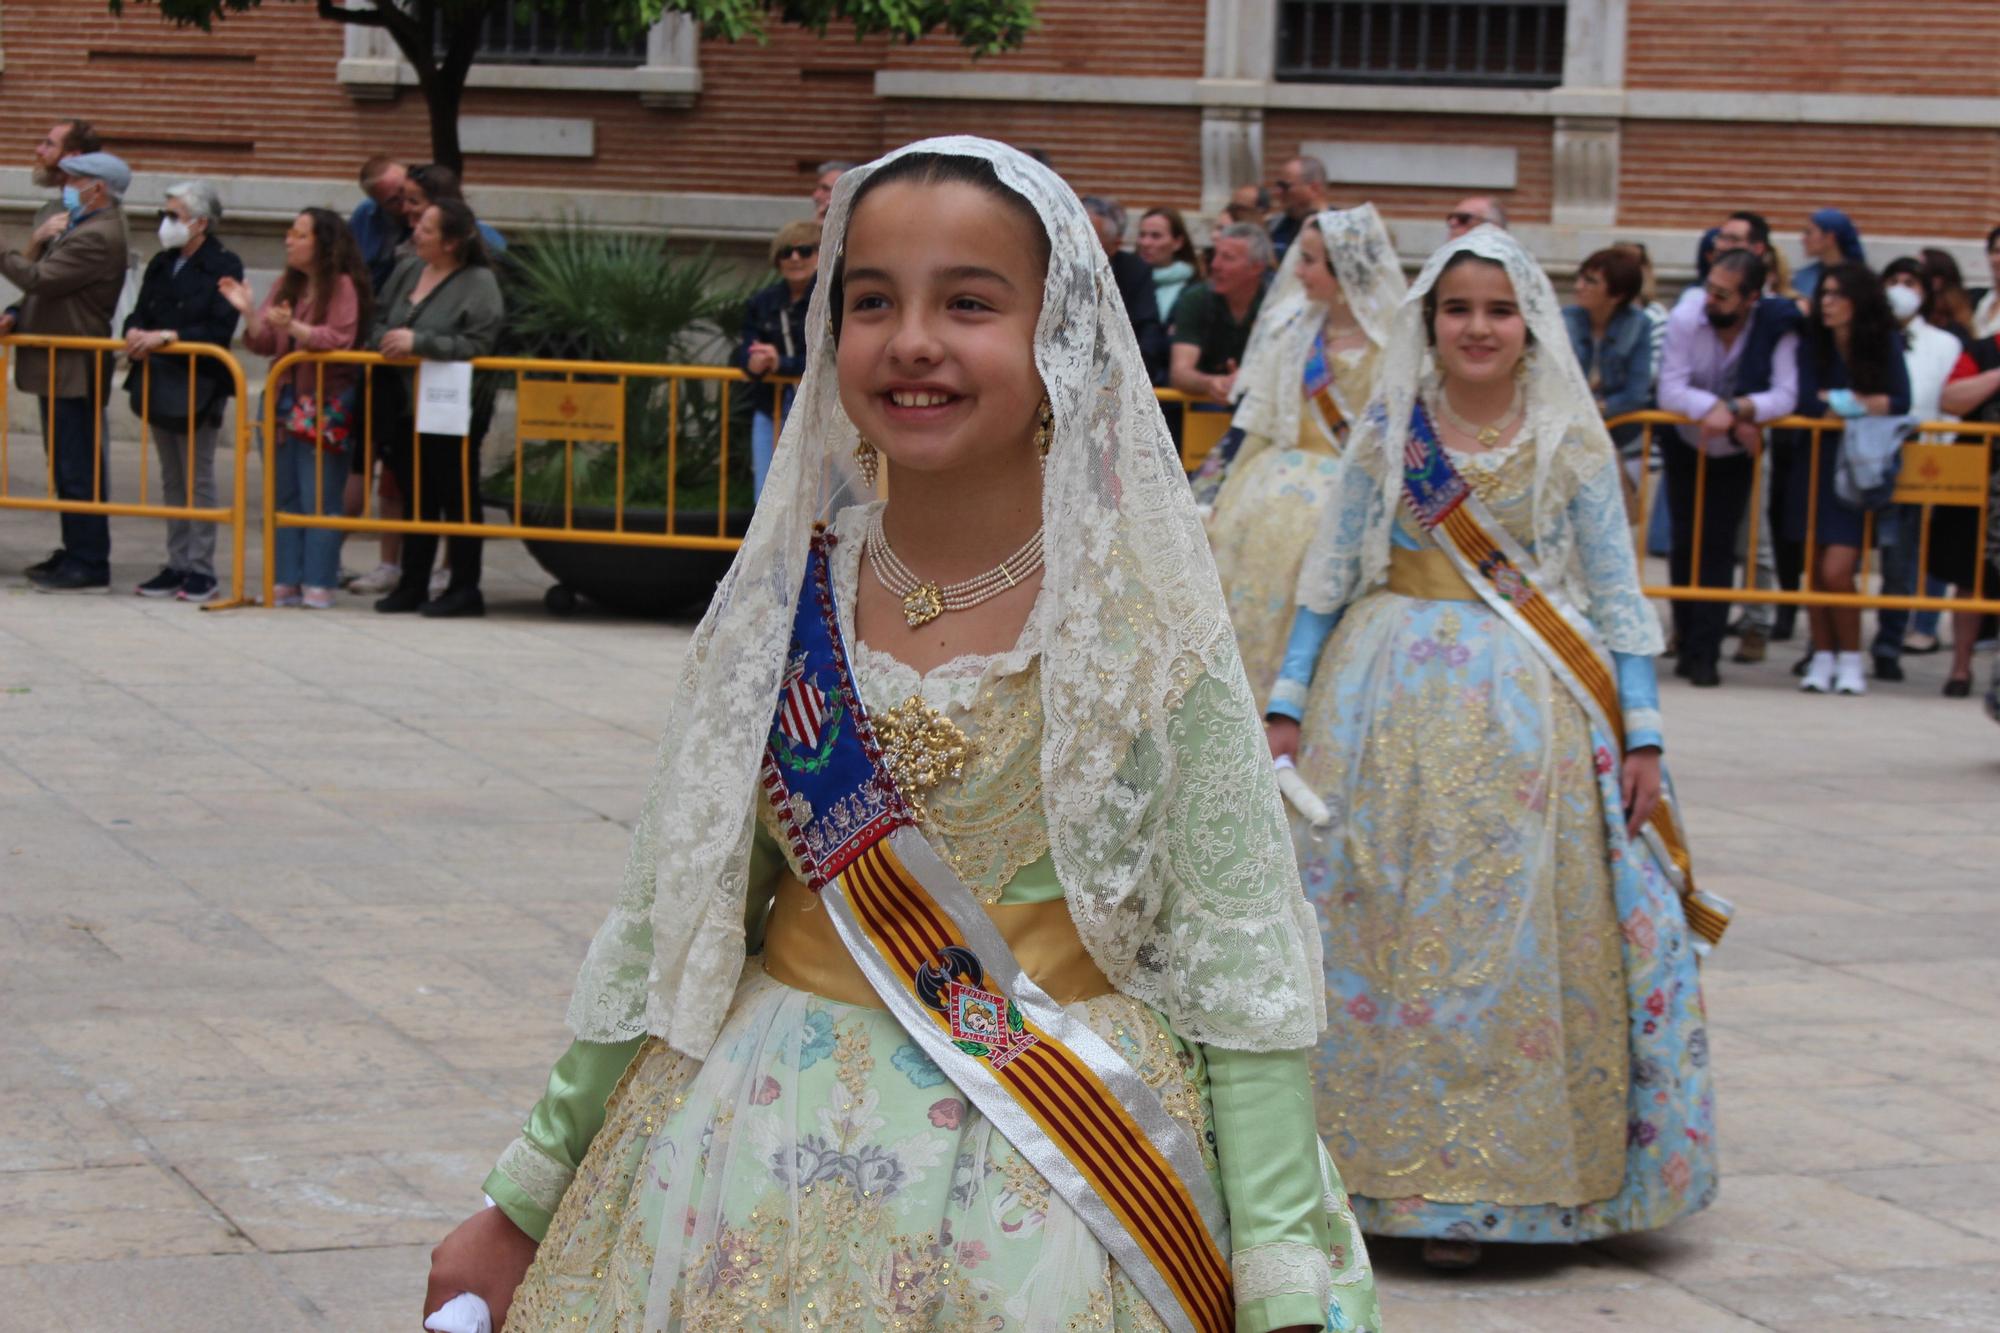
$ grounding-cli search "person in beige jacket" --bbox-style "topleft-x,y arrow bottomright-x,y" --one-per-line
0,152 -> 131,591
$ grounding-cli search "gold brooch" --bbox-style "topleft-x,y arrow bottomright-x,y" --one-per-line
875,694 -> 972,823
901,582 -> 944,628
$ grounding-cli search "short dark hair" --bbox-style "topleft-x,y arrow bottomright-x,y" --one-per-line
1579,247 -> 1644,308
407,163 -> 466,206
1985,223 -> 2000,254
1728,210 -> 1771,248
58,118 -> 101,157
1710,248 -> 1768,299
1882,255 -> 1931,321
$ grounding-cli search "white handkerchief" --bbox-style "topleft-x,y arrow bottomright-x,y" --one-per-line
425,1292 -> 492,1333
1274,755 -> 1332,828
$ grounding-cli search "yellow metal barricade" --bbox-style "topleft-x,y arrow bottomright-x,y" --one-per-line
1157,388 -> 1235,472
1611,410 -> 2000,613
0,333 -> 252,607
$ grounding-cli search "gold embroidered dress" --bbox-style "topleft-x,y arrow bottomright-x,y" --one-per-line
492,505 -> 1381,1332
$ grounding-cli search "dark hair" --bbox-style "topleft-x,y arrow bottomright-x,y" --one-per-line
1710,248 -> 1768,299
1140,206 -> 1205,279
829,153 -> 1048,342
1986,224 -> 2000,254
358,154 -> 401,190
1421,251 -> 1533,348
1882,256 -> 1931,322
59,118 -> 101,157
1221,201 -> 1263,227
425,197 -> 491,268
1579,247 -> 1643,309
406,163 -> 466,208
1728,210 -> 1772,249
1919,247 -> 1974,332
273,207 -> 375,343
1810,261 -> 1898,395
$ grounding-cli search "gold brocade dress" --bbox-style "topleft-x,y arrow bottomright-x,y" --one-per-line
1209,344 -> 1377,711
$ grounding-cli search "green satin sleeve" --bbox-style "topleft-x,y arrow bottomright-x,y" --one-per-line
484,1037 -> 644,1242
488,820 -> 792,1242
1208,1044 -> 1381,1332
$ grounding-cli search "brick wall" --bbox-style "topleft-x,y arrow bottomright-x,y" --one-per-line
1626,0 -> 2000,98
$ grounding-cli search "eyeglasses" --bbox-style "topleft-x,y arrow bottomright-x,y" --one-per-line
1271,180 -> 1292,193
776,245 -> 817,261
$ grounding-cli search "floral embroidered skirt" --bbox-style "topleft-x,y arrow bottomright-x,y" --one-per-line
1294,590 -> 1718,1244
507,965 -> 1380,1331
1208,443 -> 1345,713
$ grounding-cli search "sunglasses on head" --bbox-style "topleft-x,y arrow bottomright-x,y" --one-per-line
776,244 -> 817,261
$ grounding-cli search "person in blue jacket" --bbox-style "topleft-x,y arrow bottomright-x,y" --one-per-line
1563,246 -> 1655,456
731,219 -> 819,499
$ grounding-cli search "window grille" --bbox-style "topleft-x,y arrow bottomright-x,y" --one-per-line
1275,1 -> 1566,87
447,8 -> 648,68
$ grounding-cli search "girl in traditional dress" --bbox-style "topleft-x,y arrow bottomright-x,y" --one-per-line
1267,229 -> 1721,1270
1196,205 -> 1405,708
424,139 -> 1379,1333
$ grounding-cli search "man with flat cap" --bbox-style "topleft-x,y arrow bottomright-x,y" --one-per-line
1,151 -> 132,591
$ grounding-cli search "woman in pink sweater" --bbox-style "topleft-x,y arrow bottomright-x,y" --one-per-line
220,207 -> 373,608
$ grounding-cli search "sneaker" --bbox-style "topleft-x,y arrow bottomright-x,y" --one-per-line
136,567 -> 185,598
29,560 -> 110,594
428,564 -> 451,600
1834,653 -> 1868,696
24,549 -> 64,579
348,562 -> 402,594
419,586 -> 485,618
1733,628 -> 1768,664
335,565 -> 358,588
271,583 -> 304,608
302,585 -> 337,610
177,573 -> 218,604
1872,655 -> 1904,683
1800,652 -> 1836,693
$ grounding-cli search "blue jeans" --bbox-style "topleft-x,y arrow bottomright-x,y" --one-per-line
38,396 -> 111,576
273,436 -> 347,589
750,386 -> 796,502
1873,505 -> 1945,657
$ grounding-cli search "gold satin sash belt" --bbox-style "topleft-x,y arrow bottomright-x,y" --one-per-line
1387,543 -> 1480,601
762,871 -> 1116,1009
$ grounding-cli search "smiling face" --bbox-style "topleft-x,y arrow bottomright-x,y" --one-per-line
835,179 -> 1048,480
282,213 -> 317,272
777,241 -> 819,290
1135,213 -> 1178,267
412,206 -> 449,265
1429,256 -> 1526,389
400,178 -> 431,225
1295,226 -> 1344,307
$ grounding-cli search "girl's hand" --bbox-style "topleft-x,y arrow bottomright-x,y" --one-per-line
1622,745 -> 1662,838
380,328 -> 416,358
423,1206 -> 537,1331
1266,717 -> 1302,763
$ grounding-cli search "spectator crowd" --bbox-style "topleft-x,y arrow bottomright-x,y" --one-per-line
2,129 -> 1995,710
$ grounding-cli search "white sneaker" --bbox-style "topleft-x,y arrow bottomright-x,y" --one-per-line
1834,652 -> 1868,696
429,564 -> 451,599
347,562 -> 400,594
1800,652 -> 1836,693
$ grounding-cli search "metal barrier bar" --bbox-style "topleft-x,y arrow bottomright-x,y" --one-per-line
1,333 -> 251,607
1607,410 -> 2000,613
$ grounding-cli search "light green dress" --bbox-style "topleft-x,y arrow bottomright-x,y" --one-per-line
487,515 -> 1381,1332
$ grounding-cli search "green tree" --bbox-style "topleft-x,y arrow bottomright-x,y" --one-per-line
109,0 -> 1037,175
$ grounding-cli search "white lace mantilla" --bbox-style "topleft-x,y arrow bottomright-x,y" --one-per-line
562,137 -> 1326,1062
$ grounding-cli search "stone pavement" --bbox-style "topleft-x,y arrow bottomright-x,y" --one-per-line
3,488 -> 2000,1330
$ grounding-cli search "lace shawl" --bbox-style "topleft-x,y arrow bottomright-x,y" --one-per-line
564,137 -> 1326,1058
1229,203 -> 1405,468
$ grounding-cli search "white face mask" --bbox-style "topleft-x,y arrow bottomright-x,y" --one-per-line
158,216 -> 193,250
1886,284 -> 1923,323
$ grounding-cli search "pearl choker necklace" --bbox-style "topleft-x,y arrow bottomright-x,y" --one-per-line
866,509 -> 1045,627
1432,383 -> 1525,448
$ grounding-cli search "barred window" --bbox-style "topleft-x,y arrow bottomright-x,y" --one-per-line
451,8 -> 648,68
1275,1 -> 1567,87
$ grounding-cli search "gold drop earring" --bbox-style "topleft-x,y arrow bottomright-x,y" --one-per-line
1034,399 -> 1054,457
854,436 -> 879,488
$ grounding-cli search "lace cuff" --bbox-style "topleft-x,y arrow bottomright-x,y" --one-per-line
492,1135 -> 574,1217
1233,1239 -> 1331,1308
1266,676 -> 1310,721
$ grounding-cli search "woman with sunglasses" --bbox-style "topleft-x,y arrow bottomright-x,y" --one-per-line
734,218 -> 820,499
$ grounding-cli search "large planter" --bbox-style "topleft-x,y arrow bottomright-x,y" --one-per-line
487,494 -> 752,617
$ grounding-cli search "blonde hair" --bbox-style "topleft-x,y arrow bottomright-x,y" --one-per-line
769,219 -> 822,266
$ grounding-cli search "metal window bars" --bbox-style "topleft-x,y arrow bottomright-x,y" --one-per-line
1275,1 -> 1567,87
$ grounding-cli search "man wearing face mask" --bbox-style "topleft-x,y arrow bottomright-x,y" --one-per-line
1,152 -> 133,592
1657,249 -> 1803,685
121,180 -> 244,602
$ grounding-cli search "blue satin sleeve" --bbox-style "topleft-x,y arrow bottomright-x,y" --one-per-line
1267,606 -> 1341,721
1613,649 -> 1663,752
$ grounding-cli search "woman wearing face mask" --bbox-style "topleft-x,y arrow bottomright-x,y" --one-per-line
1198,204 -> 1405,708
121,180 -> 244,604
1267,230 -> 1720,1270
1778,264 -> 1911,695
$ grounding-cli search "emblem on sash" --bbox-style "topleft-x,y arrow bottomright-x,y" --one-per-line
1476,550 -> 1534,605
915,945 -> 1039,1069
770,654 -> 844,774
